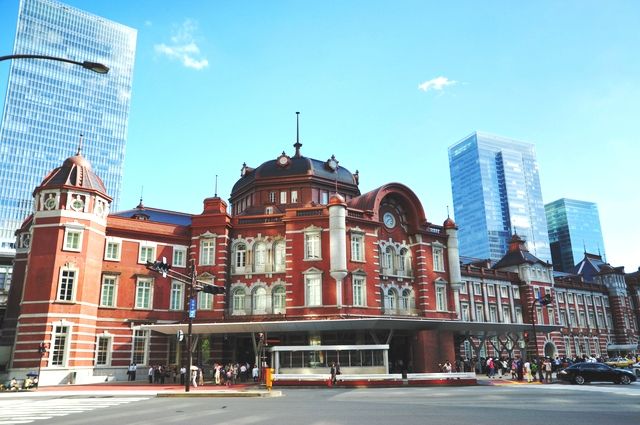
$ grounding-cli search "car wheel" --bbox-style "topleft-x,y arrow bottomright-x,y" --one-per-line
619,375 -> 631,385
573,375 -> 585,385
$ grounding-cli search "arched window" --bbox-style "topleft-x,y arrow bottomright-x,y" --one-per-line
273,286 -> 286,314
401,288 -> 413,311
381,246 -> 394,273
274,241 -> 286,273
232,287 -> 246,314
253,287 -> 267,313
254,243 -> 267,272
386,288 -> 399,312
234,243 -> 246,273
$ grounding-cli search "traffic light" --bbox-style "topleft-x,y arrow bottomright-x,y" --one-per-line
146,257 -> 171,277
201,284 -> 225,295
539,294 -> 552,306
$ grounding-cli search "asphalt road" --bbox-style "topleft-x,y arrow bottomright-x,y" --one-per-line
3,383 -> 640,425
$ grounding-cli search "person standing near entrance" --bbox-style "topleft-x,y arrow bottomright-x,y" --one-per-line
543,357 -> 553,383
128,363 -> 137,381
180,366 -> 186,385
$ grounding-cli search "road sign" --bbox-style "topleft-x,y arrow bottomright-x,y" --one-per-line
177,330 -> 184,342
188,297 -> 196,319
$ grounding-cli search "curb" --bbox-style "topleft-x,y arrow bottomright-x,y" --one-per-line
157,390 -> 281,398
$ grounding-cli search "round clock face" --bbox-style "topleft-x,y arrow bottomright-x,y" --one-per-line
95,203 -> 104,217
383,212 -> 396,228
327,159 -> 337,170
44,197 -> 56,210
277,156 -> 289,166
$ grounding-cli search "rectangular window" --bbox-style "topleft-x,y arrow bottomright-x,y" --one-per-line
475,305 -> 484,322
351,233 -> 364,262
585,296 -> 593,305
305,274 -> 322,306
305,232 -> 321,260
57,269 -> 76,302
138,244 -> 156,264
64,229 -> 82,251
320,191 -> 329,204
173,247 -> 187,267
487,285 -> 496,297
461,303 -> 470,321
105,240 -> 121,261
473,282 -> 482,295
96,336 -> 110,366
515,307 -> 523,323
503,306 -> 511,323
132,330 -> 149,365
169,281 -> 184,311
280,191 -> 287,204
198,292 -> 213,310
269,191 -> 276,203
513,288 -> 520,299
569,310 -> 577,327
533,286 -> 541,299
489,305 -> 498,322
436,285 -> 447,311
135,278 -> 153,309
459,282 -> 468,294
536,307 -> 543,324
51,325 -> 69,366
579,311 -> 586,327
548,308 -> 555,325
353,275 -> 365,307
432,247 -> 445,272
500,286 -> 509,298
577,294 -> 584,304
100,275 -> 117,307
567,293 -> 574,304
200,239 -> 215,265
557,292 -> 565,303
291,190 -> 298,203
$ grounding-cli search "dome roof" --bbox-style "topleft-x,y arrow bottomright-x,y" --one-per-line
443,217 -> 456,229
231,155 -> 359,195
35,152 -> 109,197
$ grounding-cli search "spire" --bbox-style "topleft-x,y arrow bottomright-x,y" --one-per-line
214,174 -> 218,198
76,133 -> 84,156
446,205 -> 450,218
293,111 -> 302,158
137,186 -> 144,209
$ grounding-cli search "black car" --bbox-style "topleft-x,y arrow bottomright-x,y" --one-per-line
557,362 -> 637,385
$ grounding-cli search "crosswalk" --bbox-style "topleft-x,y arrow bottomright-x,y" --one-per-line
0,396 -> 149,424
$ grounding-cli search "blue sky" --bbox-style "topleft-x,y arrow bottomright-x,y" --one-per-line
1,0 -> 638,270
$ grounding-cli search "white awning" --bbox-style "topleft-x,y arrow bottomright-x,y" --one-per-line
606,344 -> 638,351
138,317 -> 561,336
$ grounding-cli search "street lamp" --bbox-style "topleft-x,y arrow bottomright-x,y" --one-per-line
529,293 -> 553,359
0,54 -> 109,74
146,257 -> 224,392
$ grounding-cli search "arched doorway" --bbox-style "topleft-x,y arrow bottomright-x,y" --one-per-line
544,341 -> 557,358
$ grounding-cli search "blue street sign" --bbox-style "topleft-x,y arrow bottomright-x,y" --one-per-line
189,297 -> 196,319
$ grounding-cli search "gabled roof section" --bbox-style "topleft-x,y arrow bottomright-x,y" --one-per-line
573,252 -> 608,282
111,205 -> 193,226
493,233 -> 548,269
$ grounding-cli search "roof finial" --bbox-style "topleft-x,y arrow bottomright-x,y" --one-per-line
583,240 -> 587,254
293,112 -> 302,158
446,205 -> 450,218
76,133 -> 84,156
214,174 -> 218,198
137,186 -> 144,209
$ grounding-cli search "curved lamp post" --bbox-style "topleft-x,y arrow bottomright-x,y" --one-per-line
0,54 -> 109,74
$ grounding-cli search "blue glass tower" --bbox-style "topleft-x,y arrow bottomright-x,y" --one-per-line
0,0 -> 137,253
545,198 -> 606,272
448,131 -> 551,263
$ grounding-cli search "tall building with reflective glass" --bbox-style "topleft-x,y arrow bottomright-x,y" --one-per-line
0,0 -> 137,254
448,131 -> 551,263
545,198 -> 606,273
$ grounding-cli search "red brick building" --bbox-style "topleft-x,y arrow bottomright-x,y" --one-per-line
0,136 -> 637,385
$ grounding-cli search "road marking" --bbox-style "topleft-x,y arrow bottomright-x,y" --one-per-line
0,397 -> 149,424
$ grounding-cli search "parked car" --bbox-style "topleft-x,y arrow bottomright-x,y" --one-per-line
557,362 -> 636,385
605,357 -> 635,368
632,362 -> 640,378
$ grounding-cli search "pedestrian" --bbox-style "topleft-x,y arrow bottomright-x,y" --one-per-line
252,364 -> 259,382
191,368 -> 198,387
180,366 -> 186,385
240,363 -> 247,382
148,366 -> 153,384
524,361 -> 533,383
543,357 -> 553,383
131,362 -> 137,381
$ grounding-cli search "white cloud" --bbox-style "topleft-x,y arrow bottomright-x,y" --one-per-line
418,76 -> 457,92
154,19 -> 209,70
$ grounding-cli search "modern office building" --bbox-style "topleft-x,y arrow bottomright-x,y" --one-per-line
448,131 -> 551,263
0,0 -> 137,256
545,198 -> 606,272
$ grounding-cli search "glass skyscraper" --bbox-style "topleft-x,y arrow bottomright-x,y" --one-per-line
545,198 -> 606,273
0,0 -> 137,253
448,131 -> 551,263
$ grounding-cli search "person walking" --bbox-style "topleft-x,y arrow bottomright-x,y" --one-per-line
330,362 -> 338,386
543,357 -> 553,383
180,366 -> 186,385
148,366 -> 153,384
